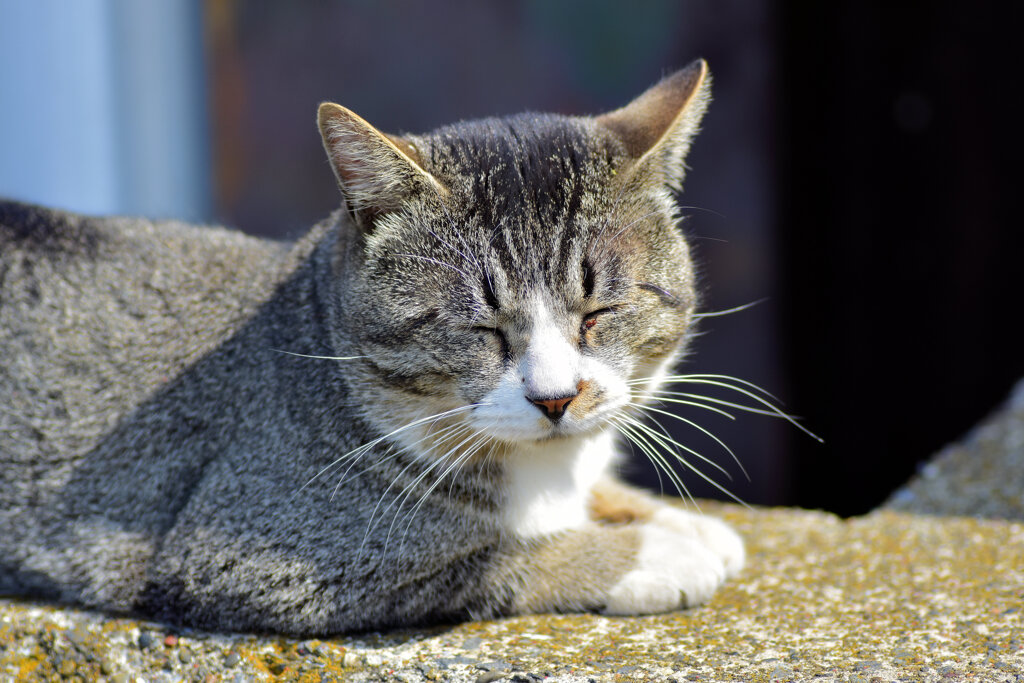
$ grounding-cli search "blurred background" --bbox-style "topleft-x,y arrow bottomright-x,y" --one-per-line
1,1 -> 1021,516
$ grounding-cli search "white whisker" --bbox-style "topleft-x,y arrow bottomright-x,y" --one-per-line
633,390 -> 737,420
271,349 -> 367,361
358,422 -> 474,558
399,432 -> 491,545
383,427 -> 484,550
612,416 -> 695,506
623,414 -> 748,506
629,372 -> 822,442
628,373 -> 776,399
691,298 -> 768,319
645,391 -> 781,418
339,419 -> 468,493
300,404 -> 479,493
625,401 -> 744,481
621,412 -> 730,482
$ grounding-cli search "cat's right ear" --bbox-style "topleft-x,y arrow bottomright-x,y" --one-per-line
596,59 -> 711,191
318,103 -> 447,227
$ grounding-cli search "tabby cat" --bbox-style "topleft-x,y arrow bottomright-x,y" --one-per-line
0,60 -> 746,635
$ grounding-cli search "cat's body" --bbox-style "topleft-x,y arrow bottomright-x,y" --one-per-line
0,61 -> 744,635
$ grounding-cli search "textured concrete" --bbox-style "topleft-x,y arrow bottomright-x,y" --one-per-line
3,502 -> 1022,682
886,378 -> 1024,522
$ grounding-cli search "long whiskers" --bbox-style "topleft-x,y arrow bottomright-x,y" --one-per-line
394,430 -> 493,549
616,370 -> 821,509
610,415 -> 696,505
625,400 -> 747,481
632,373 -> 822,442
374,426 -> 492,557
338,420 -> 475,508
299,404 -> 480,494
378,426 -> 479,535
357,422 -> 477,556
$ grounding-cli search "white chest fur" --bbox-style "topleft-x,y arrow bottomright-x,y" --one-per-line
502,429 -> 617,538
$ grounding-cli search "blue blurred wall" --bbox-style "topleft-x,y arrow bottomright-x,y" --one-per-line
0,0 -> 210,221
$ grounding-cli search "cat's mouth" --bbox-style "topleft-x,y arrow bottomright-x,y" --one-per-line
468,412 -> 595,444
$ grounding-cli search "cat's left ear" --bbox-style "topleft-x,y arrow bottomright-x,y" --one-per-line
596,59 -> 711,190
318,103 -> 447,226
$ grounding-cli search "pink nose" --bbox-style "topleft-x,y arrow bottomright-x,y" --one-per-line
527,393 -> 577,420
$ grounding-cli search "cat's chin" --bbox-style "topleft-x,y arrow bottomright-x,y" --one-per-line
484,421 -> 610,448
544,418 -> 615,441
533,429 -> 581,443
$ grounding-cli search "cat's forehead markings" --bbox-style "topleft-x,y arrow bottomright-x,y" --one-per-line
528,296 -> 570,332
530,298 -> 554,326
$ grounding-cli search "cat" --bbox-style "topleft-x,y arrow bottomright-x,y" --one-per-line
0,59 -> 747,636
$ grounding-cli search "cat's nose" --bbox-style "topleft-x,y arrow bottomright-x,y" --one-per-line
527,393 -> 577,421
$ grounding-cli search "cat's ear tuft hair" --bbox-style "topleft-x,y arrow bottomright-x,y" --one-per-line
596,59 -> 711,190
318,103 -> 447,224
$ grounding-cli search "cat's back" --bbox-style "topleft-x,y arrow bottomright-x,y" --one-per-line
0,199 -> 291,473
0,199 -> 289,318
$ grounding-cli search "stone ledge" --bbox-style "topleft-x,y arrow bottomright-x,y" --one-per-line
886,378 -> 1024,522
3,503 -> 1022,682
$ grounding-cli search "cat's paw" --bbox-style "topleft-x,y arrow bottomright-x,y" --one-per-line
602,525 -> 726,615
649,506 -> 746,578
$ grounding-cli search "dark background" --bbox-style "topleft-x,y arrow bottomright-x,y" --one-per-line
203,1 -> 1024,516
778,3 -> 1024,515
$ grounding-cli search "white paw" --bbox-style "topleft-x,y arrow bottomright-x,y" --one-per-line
603,525 -> 726,615
651,506 -> 746,578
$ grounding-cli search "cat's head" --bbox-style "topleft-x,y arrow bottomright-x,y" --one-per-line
318,61 -> 710,452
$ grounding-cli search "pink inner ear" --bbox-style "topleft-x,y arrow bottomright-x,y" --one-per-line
319,108 -> 406,210
322,117 -> 375,184
596,61 -> 708,161
330,139 -> 375,195
319,104 -> 444,213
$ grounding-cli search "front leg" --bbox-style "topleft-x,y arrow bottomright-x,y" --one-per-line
589,476 -> 745,578
484,478 -> 745,618
487,520 -> 728,617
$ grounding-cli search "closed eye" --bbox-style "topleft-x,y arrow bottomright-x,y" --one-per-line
473,325 -> 511,361
581,307 -> 615,332
472,324 -> 503,338
481,273 -> 500,311
637,282 -> 687,310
